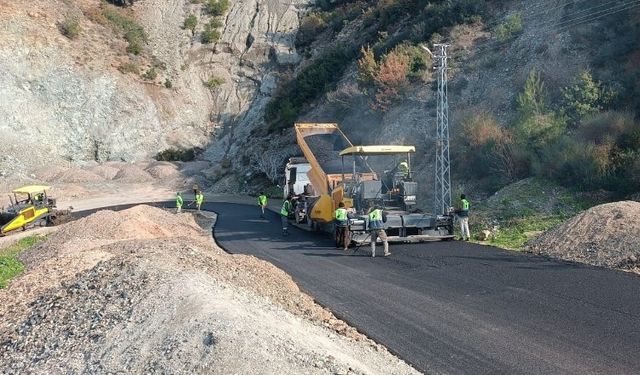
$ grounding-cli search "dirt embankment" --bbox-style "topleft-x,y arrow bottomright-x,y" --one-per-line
0,205 -> 418,374
525,201 -> 640,273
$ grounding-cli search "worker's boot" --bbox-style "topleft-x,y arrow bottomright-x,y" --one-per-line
383,241 -> 391,257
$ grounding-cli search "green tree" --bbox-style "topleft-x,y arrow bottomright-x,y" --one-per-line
514,69 -> 565,152
494,13 -> 523,42
357,45 -> 377,87
183,14 -> 198,35
561,70 -> 615,127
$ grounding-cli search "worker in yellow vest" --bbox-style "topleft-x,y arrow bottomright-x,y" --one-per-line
334,202 -> 349,251
195,191 -> 204,211
176,192 -> 183,214
280,195 -> 293,236
457,194 -> 470,241
258,192 -> 268,218
367,204 -> 390,257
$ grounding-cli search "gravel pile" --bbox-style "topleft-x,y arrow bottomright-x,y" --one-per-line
525,201 -> 640,272
0,205 -> 418,374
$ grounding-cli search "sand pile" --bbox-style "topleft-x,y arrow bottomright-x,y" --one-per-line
525,201 -> 640,272
178,161 -> 211,177
0,206 -> 416,374
111,164 -> 154,183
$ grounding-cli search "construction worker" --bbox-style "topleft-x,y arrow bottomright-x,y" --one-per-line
398,160 -> 409,177
176,192 -> 183,214
458,194 -> 471,241
195,191 -> 204,211
258,192 -> 268,218
334,202 -> 349,251
368,204 -> 390,257
280,195 -> 293,236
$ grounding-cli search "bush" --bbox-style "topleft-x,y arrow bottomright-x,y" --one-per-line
494,12 -> 523,42
118,62 -> 139,74
164,79 -> 173,88
265,46 -> 354,130
454,112 -> 528,183
58,16 -> 81,39
205,0 -> 230,16
155,148 -> 202,162
296,12 -> 327,47
204,76 -> 224,88
102,6 -> 147,55
202,19 -> 222,43
142,67 -> 157,81
183,14 -> 198,34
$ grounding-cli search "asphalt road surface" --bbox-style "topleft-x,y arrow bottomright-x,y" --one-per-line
209,202 -> 640,375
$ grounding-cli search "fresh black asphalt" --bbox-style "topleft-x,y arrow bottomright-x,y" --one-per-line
208,201 -> 640,375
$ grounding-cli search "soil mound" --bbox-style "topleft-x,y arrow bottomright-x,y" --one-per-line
145,161 -> 180,179
525,201 -> 640,272
87,165 -> 120,180
35,166 -> 105,184
111,164 -> 154,183
0,206 -> 416,374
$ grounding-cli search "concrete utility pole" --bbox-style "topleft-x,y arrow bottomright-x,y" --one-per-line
433,44 -> 452,216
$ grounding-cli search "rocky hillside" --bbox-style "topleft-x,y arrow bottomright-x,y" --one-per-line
0,0 -> 306,178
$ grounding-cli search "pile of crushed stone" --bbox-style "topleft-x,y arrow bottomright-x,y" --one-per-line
525,201 -> 640,272
111,164 -> 155,183
0,205 -> 417,374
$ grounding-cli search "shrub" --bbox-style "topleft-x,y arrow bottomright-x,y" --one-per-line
296,12 -> 327,47
102,6 -> 148,55
183,14 -> 198,35
164,79 -> 173,88
357,45 -> 378,87
372,52 -> 410,111
494,12 -> 523,42
58,16 -> 81,39
513,69 -> 566,151
265,46 -> 354,130
205,0 -> 230,16
454,112 -> 528,183
118,62 -> 139,74
202,19 -> 222,43
155,148 -> 200,162
142,67 -> 158,81
205,76 -> 224,88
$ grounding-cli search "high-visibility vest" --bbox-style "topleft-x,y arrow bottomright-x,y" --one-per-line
280,200 -> 291,216
258,195 -> 267,206
462,198 -> 470,211
335,207 -> 347,221
176,195 -> 184,207
399,162 -> 409,174
368,209 -> 383,229
196,193 -> 204,205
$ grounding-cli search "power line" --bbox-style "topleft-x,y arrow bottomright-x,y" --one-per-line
469,0 -> 639,55
465,0 -> 640,57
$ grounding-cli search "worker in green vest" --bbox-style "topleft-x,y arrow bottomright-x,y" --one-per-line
457,193 -> 470,241
176,192 -> 183,214
280,195 -> 293,236
195,191 -> 204,211
367,204 -> 390,257
398,160 -> 409,177
258,192 -> 268,218
334,202 -> 349,251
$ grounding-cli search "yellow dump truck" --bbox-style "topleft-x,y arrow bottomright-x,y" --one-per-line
0,185 -> 72,236
287,122 -> 453,244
